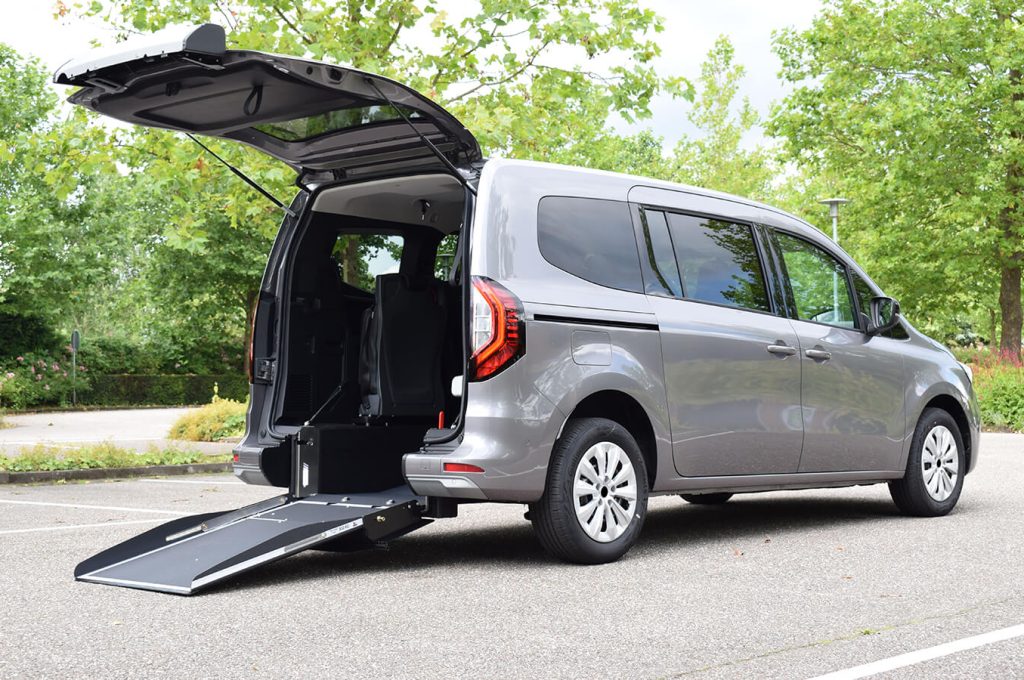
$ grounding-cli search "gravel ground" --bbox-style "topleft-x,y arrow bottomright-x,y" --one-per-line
0,433 -> 1021,679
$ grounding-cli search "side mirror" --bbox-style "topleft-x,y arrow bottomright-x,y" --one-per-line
867,296 -> 901,335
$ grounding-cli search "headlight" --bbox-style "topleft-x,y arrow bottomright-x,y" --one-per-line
958,361 -> 974,383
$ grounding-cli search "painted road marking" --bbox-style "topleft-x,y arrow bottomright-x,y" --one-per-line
0,518 -> 167,535
0,499 -> 189,516
809,623 -> 1024,680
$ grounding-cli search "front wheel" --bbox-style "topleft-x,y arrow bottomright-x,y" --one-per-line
889,407 -> 965,517
529,418 -> 649,564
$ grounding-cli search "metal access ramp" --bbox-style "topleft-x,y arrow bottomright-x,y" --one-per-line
74,485 -> 428,595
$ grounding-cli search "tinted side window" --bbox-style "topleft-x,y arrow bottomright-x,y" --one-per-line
666,213 -> 771,313
852,271 -> 909,339
851,273 -> 875,330
537,197 -> 643,292
775,232 -> 856,329
637,209 -> 683,297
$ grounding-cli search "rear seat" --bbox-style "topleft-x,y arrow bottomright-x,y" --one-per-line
358,273 -> 447,417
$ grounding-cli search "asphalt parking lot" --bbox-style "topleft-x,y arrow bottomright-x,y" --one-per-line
1,433 -> 1021,679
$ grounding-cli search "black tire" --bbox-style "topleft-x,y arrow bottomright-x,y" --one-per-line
889,407 -> 965,517
529,417 -> 649,564
680,493 -> 733,505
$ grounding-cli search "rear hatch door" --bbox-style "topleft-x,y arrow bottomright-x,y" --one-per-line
54,24 -> 481,176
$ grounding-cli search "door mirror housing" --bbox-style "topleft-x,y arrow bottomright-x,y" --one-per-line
867,296 -> 901,335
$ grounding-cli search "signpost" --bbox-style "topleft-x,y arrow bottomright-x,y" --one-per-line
71,330 -> 80,406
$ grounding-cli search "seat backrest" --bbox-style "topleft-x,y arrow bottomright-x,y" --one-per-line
359,273 -> 447,417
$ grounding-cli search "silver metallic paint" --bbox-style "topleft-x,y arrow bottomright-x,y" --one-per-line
406,159 -> 979,501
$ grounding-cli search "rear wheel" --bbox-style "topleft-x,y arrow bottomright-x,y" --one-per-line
530,418 -> 648,564
680,493 -> 733,505
889,408 -> 965,517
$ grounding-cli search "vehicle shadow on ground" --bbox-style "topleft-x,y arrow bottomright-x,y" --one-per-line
224,494 -> 905,594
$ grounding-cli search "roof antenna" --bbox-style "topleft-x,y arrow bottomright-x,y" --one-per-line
186,133 -> 296,217
364,77 -> 477,196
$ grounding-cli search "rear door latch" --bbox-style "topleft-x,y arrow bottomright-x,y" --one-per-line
254,358 -> 276,383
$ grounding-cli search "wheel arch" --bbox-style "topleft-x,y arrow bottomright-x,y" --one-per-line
919,393 -> 973,473
561,390 -> 658,489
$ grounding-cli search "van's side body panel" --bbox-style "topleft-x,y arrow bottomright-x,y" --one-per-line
625,186 -> 804,478
404,159 -> 979,502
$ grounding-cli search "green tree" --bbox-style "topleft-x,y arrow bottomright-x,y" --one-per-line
0,45 -> 129,345
770,0 -> 1024,356
61,0 -> 693,373
670,36 -> 776,200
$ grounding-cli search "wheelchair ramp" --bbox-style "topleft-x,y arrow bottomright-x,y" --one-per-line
75,486 -> 426,595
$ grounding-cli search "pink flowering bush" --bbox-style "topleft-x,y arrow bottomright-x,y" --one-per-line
0,351 -> 89,409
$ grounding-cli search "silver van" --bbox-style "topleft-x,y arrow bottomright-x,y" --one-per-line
59,25 -> 979,591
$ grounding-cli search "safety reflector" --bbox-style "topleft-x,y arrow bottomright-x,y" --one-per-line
443,462 -> 485,474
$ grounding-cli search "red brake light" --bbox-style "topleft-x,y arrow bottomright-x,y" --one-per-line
444,462 -> 485,473
232,452 -> 239,463
469,277 -> 525,380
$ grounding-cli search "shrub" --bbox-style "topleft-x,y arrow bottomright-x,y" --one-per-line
972,353 -> 1024,432
0,443 -> 231,472
0,351 -> 88,409
80,373 -> 248,406
169,393 -> 248,442
0,311 -> 61,361
76,336 -> 168,375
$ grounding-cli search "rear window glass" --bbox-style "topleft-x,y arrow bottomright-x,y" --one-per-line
666,213 -> 771,313
330,234 -> 404,292
254,105 -> 421,142
537,197 -> 643,292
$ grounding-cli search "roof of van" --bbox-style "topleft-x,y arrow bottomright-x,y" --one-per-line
480,157 -> 828,243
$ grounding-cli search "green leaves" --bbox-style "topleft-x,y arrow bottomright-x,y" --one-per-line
770,0 -> 1024,351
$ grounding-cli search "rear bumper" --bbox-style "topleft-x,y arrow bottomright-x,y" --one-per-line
403,365 -> 564,503
233,444 -> 273,486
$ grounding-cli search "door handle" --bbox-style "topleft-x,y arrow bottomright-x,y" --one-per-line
805,348 -> 832,361
766,344 -> 797,357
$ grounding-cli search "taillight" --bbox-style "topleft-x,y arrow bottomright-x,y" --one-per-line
468,276 -> 525,381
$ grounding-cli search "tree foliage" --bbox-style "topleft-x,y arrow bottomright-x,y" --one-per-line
44,0 -> 693,373
770,0 -> 1024,354
670,36 -> 776,200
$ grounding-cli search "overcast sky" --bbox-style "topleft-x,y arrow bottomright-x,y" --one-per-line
0,1 -> 822,147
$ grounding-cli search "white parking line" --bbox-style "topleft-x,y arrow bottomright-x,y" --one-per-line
0,499 -> 190,516
138,478 -> 243,486
0,518 -> 168,535
809,623 -> 1024,680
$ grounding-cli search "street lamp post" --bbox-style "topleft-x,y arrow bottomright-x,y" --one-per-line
819,198 -> 849,317
819,198 -> 849,244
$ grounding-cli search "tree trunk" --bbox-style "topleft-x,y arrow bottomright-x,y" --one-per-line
998,67 -> 1023,360
342,237 -> 359,286
999,262 -> 1022,359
